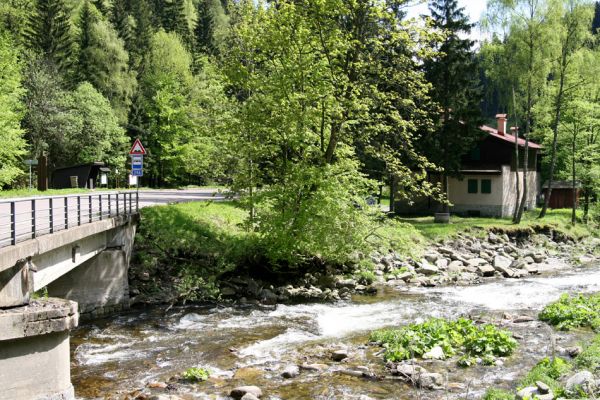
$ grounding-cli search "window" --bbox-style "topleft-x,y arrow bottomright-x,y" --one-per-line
481,179 -> 492,194
468,179 -> 478,194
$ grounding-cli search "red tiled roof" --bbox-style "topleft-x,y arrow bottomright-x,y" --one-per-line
480,125 -> 542,149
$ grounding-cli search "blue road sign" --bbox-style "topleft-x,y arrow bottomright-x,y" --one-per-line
132,169 -> 143,177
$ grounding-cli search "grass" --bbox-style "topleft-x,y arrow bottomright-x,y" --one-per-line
518,357 -> 572,395
396,208 -> 597,241
133,201 -> 252,301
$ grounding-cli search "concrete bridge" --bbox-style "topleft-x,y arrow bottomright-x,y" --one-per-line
0,192 -> 139,400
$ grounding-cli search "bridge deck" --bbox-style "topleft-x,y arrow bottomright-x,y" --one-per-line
0,192 -> 139,249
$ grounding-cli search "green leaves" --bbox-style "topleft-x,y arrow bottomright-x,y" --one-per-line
370,318 -> 518,366
182,367 -> 210,382
0,32 -> 26,189
539,293 -> 600,331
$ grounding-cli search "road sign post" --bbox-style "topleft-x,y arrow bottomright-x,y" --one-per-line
129,139 -> 146,194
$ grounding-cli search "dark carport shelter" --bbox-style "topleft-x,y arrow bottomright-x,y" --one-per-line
51,162 -> 110,189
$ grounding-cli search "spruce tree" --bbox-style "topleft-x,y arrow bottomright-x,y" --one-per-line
25,0 -> 74,74
129,0 -> 154,69
161,0 -> 187,35
195,0 -> 215,54
422,0 -> 483,214
110,0 -> 132,46
77,0 -> 97,83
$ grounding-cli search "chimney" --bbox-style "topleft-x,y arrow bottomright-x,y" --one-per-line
496,114 -> 507,135
510,126 -> 519,137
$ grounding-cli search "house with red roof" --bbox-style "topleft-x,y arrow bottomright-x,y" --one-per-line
396,114 -> 542,218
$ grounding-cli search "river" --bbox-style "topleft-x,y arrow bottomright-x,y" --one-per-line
71,265 -> 600,399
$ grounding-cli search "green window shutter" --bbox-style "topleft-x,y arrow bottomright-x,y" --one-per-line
481,179 -> 492,194
468,179 -> 478,194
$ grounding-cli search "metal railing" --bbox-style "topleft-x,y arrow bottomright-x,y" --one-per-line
0,191 -> 139,249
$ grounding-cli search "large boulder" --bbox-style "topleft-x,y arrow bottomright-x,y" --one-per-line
418,372 -> 444,390
476,264 -> 496,277
493,255 -> 513,270
565,371 -> 596,396
231,386 -> 263,399
281,365 -> 300,379
466,258 -> 488,267
417,261 -> 439,276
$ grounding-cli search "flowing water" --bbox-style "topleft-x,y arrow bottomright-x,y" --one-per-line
71,265 -> 600,400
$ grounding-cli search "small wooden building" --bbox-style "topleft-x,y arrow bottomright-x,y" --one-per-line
542,181 -> 581,209
51,162 -> 110,189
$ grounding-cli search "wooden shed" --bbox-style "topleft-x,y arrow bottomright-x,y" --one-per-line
542,180 -> 581,209
51,162 -> 110,189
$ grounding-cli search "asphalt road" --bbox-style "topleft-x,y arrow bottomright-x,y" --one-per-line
0,188 -> 227,248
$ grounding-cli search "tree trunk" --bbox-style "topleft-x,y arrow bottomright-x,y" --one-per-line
389,174 -> 396,214
571,134 -> 576,224
512,87 -> 521,222
540,32 -> 571,218
583,190 -> 590,223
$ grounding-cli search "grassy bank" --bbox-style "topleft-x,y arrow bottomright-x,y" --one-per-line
132,201 -> 426,301
131,201 -> 598,302
398,209 -> 597,241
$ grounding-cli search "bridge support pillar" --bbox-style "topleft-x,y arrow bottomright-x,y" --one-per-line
0,298 -> 78,400
47,248 -> 130,319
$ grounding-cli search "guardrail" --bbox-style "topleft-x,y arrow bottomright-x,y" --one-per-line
0,191 -> 139,249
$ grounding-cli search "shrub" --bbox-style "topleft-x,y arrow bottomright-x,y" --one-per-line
539,293 -> 600,331
182,367 -> 210,382
369,318 -> 517,365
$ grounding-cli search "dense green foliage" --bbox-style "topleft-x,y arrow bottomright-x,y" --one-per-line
539,293 -> 600,331
1,0 -> 600,273
369,318 -> 517,365
0,32 -> 26,188
182,367 -> 210,382
134,202 -> 251,301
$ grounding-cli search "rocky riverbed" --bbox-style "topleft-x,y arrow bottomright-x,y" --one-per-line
73,260 -> 600,399
164,230 -> 599,305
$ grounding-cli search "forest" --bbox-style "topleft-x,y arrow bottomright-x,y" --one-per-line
1,0 -> 600,264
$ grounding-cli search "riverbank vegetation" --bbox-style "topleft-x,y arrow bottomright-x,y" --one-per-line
369,318 -> 518,366
540,293 -> 600,331
132,200 -> 599,302
133,201 -> 424,301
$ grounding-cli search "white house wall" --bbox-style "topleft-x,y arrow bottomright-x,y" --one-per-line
448,174 -> 504,217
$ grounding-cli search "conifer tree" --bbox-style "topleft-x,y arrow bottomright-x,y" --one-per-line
422,0 -> 483,214
110,0 -> 132,46
161,0 -> 187,36
77,0 -> 98,82
195,0 -> 215,54
129,0 -> 154,69
25,0 -> 74,74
